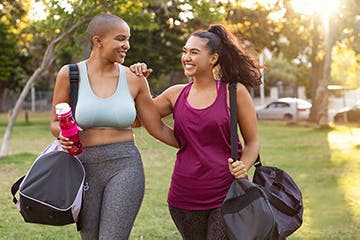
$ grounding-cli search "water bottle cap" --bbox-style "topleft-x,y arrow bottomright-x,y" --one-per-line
55,103 -> 71,115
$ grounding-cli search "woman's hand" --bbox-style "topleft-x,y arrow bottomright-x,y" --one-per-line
228,158 -> 248,179
57,126 -> 83,152
57,133 -> 74,152
129,62 -> 153,78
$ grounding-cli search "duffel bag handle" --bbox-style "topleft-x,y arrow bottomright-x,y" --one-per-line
262,187 -> 300,216
11,176 -> 24,209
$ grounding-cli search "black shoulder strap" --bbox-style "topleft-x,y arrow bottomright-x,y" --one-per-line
229,83 -> 239,162
228,82 -> 262,166
68,64 -> 79,117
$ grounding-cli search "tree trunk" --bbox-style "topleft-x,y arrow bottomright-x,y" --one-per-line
315,18 -> 336,127
0,15 -> 90,158
308,14 -> 322,123
0,68 -> 44,157
308,60 -> 323,123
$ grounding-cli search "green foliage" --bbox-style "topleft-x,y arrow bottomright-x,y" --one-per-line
185,0 -> 225,31
331,44 -> 360,88
336,0 -> 360,53
125,1 -> 186,92
0,0 -> 28,92
2,0 -> 359,101
0,0 -> 27,26
0,21 -> 28,94
266,53 -> 311,89
223,1 -> 283,52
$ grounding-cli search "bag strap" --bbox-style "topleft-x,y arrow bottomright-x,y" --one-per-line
229,83 -> 239,162
228,83 -> 262,166
11,176 -> 25,204
263,187 -> 300,216
68,63 -> 79,117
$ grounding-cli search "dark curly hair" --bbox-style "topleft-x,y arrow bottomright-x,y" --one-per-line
192,24 -> 262,87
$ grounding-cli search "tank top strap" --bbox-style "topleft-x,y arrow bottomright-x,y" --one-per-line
78,60 -> 91,92
182,82 -> 193,99
216,80 -> 227,105
118,64 -> 127,89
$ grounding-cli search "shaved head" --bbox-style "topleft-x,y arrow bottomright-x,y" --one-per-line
87,14 -> 126,45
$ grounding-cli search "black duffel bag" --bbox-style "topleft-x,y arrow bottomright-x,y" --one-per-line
221,83 -> 303,239
253,157 -> 303,239
221,178 -> 280,240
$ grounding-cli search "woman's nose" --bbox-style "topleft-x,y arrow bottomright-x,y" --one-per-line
123,40 -> 130,50
183,53 -> 191,61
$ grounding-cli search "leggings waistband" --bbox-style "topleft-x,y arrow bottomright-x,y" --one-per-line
79,141 -> 139,164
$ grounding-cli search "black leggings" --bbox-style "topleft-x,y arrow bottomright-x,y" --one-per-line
169,205 -> 229,240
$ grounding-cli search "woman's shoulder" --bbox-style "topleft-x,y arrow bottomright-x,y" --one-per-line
161,83 -> 188,98
166,83 -> 188,93
57,63 -> 82,79
55,64 -> 72,84
157,84 -> 188,104
122,65 -> 145,83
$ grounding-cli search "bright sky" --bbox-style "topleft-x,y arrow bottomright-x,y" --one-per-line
291,0 -> 341,23
28,0 -> 47,21
28,0 -> 74,21
29,0 -> 341,22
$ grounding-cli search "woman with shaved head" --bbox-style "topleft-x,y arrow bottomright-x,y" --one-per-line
50,14 -> 178,239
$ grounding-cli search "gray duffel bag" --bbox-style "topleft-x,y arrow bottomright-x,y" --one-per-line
11,140 -> 85,226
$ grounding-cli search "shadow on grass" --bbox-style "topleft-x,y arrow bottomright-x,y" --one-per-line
257,121 -> 359,239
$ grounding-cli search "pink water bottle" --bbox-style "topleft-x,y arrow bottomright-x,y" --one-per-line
55,103 -> 83,155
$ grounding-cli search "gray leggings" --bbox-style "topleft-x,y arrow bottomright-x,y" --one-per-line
77,141 -> 145,240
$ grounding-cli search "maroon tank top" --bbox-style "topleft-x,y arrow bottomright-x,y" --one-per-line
168,80 -> 242,210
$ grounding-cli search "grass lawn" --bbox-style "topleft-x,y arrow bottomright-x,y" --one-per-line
0,112 -> 359,239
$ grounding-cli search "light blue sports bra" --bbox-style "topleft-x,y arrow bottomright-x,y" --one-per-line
75,61 -> 136,130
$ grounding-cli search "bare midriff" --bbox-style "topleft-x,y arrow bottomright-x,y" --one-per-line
79,128 -> 134,147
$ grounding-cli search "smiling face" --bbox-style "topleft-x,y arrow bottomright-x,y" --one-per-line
97,22 -> 130,64
181,36 -> 218,78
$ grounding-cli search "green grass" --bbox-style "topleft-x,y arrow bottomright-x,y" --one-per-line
0,112 -> 359,239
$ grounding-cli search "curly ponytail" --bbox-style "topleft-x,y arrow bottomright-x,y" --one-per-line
193,24 -> 262,87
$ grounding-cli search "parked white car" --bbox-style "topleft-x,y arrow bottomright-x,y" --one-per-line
256,98 -> 312,121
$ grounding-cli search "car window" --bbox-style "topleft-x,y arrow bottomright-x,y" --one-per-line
278,102 -> 290,108
266,102 -> 290,109
266,103 -> 278,109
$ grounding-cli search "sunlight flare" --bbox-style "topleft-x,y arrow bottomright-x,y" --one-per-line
328,127 -> 360,222
291,0 -> 341,24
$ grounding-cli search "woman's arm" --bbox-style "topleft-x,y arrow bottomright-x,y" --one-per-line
132,73 -> 179,148
153,84 -> 185,117
129,62 -> 181,118
50,65 -> 75,151
50,65 -> 70,137
236,83 -> 260,170
229,83 -> 260,179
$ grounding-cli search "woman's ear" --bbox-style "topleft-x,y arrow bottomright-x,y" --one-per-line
92,35 -> 102,48
210,53 -> 219,66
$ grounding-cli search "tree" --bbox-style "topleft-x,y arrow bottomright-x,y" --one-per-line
265,53 -> 311,91
279,1 -> 360,125
0,0 -> 146,158
331,45 -> 360,88
0,0 -> 28,111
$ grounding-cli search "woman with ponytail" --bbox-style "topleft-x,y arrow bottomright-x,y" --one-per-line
131,24 -> 261,239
